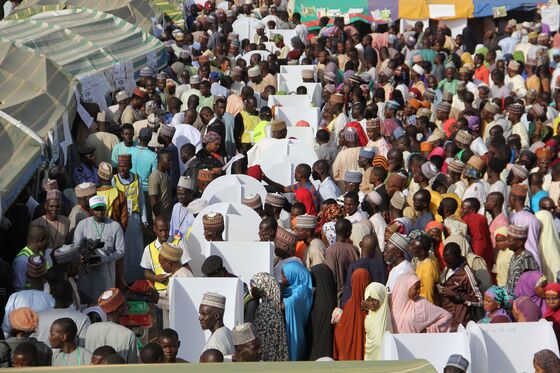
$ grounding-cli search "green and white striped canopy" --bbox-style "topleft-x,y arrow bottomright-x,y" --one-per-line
0,7 -> 164,78
0,40 -> 76,207
7,0 -> 162,35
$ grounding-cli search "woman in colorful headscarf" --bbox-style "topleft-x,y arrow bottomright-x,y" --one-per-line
514,271 -> 548,316
426,221 -> 445,270
306,264 -> 337,360
390,272 -> 452,333
534,349 -> 560,373
333,268 -> 371,360
321,203 -> 344,246
195,131 -> 225,171
479,285 -> 516,324
251,272 -> 289,361
281,261 -> 313,361
544,283 -> 560,346
364,282 -> 392,360
512,296 -> 541,322
294,188 -> 317,216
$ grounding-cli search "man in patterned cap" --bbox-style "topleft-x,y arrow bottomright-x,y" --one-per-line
158,123 -> 181,190
508,103 -> 529,148
69,182 -> 97,239
445,354 -> 469,373
273,227 -> 301,280
199,292 -> 234,357
293,214 -> 325,269
203,212 -> 225,241
151,243 -> 192,327
242,194 -> 264,217
96,162 -> 128,230
509,183 -> 541,267
231,323 -> 262,362
462,156 -> 487,215
113,153 -> 147,283
447,160 -> 467,198
382,101 -> 401,138
384,233 -> 414,292
366,118 -> 390,157
4,307 -> 52,366
506,224 -> 539,290
121,87 -> 147,125
332,128 -> 361,186
85,288 -> 138,363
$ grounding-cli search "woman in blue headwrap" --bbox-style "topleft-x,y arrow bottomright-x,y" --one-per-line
479,285 -> 516,324
281,261 -> 313,361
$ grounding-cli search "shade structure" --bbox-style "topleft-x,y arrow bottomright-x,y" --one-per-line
0,40 -> 76,207
0,8 -> 165,78
7,0 -> 162,35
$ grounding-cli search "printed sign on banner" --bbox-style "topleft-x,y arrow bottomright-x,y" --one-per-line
428,4 -> 456,18
542,5 -> 560,32
169,277 -> 244,362
206,241 -> 274,284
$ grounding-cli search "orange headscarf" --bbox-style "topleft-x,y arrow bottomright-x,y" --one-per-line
333,268 -> 371,360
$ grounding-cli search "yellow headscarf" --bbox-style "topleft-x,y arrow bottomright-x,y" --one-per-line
364,283 -> 393,360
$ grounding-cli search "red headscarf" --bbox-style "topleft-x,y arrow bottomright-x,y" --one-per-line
443,118 -> 457,137
544,283 -> 560,323
345,121 -> 368,147
333,268 -> 371,360
294,188 -> 317,216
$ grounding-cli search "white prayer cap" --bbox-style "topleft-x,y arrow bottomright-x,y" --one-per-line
200,292 -> 226,309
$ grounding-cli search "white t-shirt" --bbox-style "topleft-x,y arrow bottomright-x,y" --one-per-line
386,260 -> 414,292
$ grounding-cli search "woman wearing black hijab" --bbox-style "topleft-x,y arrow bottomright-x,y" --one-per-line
306,264 -> 337,360
461,27 -> 477,54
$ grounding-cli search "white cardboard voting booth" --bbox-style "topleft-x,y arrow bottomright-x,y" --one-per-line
201,174 -> 267,205
169,277 -> 244,362
268,94 -> 313,108
286,127 -> 315,146
232,17 -> 262,42
256,138 -> 318,170
278,82 -> 322,107
275,106 -> 320,132
469,320 -> 560,373
279,65 -> 318,81
460,323 -> 488,373
186,202 -> 261,276
241,50 -> 271,64
382,331 -> 471,373
206,241 -> 274,285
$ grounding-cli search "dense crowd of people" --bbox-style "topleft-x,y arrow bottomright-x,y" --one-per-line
1,0 -> 560,370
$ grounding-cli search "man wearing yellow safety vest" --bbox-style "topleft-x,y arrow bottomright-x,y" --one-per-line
113,154 -> 148,284
140,216 -> 192,292
12,225 -> 49,291
96,162 -> 128,231
234,95 -> 259,153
